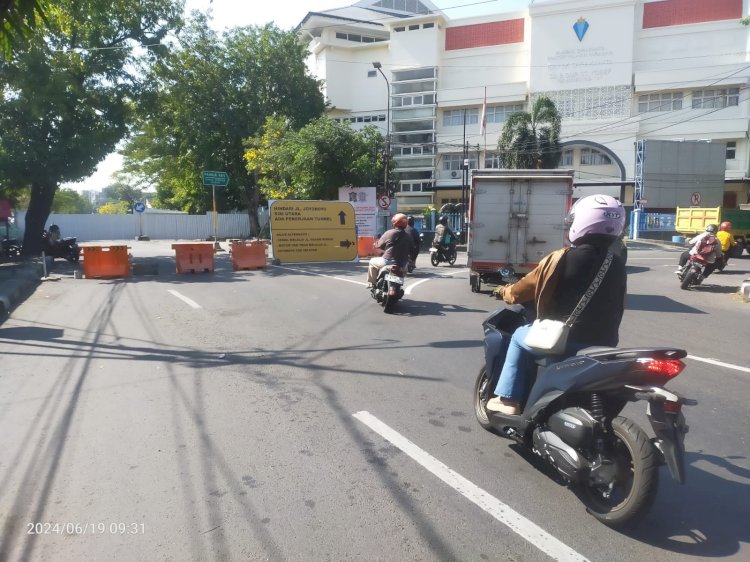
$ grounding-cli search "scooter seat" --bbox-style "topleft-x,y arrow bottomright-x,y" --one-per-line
576,346 -> 619,357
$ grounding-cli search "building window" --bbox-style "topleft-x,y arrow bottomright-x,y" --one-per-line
423,22 -> 434,29
638,92 -> 683,112
486,103 -> 525,123
561,149 -> 573,166
580,148 -> 612,166
726,141 -> 737,160
692,88 -> 740,109
409,24 -> 419,30
368,70 -> 377,78
443,108 -> 479,126
394,26 -> 405,32
485,152 -> 501,168
443,154 -> 477,171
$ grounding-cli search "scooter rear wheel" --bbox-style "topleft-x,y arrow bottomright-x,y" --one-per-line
575,416 -> 658,528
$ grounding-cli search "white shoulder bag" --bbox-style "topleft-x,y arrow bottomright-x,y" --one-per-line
523,251 -> 614,355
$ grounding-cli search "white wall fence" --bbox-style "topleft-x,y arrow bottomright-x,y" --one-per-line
14,209 -> 270,242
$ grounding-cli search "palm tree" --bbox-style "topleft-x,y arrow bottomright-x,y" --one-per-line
498,95 -> 562,169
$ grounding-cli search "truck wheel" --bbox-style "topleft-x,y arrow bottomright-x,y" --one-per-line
470,274 -> 481,293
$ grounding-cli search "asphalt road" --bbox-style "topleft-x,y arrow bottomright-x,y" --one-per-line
0,241 -> 748,561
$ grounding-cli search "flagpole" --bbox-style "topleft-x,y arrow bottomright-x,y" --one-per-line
483,86 -> 487,160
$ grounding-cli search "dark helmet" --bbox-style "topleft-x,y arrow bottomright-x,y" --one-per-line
407,215 -> 415,226
705,223 -> 718,234
438,215 -> 448,226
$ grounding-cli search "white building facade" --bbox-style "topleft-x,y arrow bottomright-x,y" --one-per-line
298,0 -> 750,213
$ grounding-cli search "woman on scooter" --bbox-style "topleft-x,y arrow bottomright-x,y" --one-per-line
487,195 -> 627,415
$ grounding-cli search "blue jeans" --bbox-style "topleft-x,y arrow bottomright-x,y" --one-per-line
493,323 -> 588,403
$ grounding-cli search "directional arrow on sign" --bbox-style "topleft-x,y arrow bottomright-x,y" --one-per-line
339,240 -> 353,248
338,211 -> 347,225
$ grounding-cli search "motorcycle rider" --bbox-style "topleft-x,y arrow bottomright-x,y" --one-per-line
675,223 -> 723,277
433,215 -> 457,259
405,215 -> 421,269
716,221 -> 737,269
487,195 -> 627,415
367,213 -> 414,288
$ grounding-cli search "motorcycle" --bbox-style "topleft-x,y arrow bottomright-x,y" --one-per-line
1,237 -> 22,260
429,242 -> 457,266
474,305 -> 695,528
42,226 -> 80,263
676,254 -> 708,290
370,263 -> 406,313
407,233 -> 424,274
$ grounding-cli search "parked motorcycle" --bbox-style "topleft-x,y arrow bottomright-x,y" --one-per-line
474,305 -> 695,528
370,263 -> 406,313
42,225 -> 80,262
1,237 -> 22,260
676,254 -> 708,290
429,242 -> 456,266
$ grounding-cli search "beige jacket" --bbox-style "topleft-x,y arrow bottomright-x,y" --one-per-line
500,248 -> 569,319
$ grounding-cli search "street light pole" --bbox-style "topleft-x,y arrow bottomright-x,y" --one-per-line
372,62 -> 391,197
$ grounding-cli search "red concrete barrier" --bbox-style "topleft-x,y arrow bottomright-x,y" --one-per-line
172,243 -> 214,273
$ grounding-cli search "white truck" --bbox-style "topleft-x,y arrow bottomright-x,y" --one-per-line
467,169 -> 573,293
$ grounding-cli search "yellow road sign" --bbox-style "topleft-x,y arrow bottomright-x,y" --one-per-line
270,201 -> 358,263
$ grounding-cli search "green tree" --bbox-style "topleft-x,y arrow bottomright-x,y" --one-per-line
0,0 -> 47,58
498,95 -> 562,169
51,188 -> 93,213
98,201 -> 130,214
122,17 -> 326,236
101,181 -> 143,206
0,0 -> 182,255
246,116 -> 386,200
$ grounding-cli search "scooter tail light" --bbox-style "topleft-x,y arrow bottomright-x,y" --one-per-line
663,400 -> 682,414
637,358 -> 685,378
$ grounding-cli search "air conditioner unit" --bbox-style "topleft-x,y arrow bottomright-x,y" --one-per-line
450,170 -> 459,178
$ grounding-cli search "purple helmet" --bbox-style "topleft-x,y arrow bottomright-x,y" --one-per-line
567,195 -> 625,244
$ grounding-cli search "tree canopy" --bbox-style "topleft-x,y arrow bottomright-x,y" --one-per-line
0,0 -> 183,254
121,17 -> 326,235
245,116 -> 387,201
498,95 -> 562,169
0,0 -> 47,58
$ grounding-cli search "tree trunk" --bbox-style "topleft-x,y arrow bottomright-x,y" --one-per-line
21,182 -> 56,256
243,184 -> 261,238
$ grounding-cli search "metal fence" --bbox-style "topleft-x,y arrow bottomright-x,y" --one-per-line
13,209 -> 269,242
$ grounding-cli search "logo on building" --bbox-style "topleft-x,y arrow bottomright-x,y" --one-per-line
573,17 -> 589,42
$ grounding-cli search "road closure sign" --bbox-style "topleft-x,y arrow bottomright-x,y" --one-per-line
270,201 -> 357,263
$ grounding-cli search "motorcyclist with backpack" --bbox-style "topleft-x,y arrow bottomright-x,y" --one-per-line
433,215 -> 456,258
675,223 -> 723,277
367,213 -> 414,288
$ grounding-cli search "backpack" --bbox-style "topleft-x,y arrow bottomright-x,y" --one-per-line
696,234 -> 718,257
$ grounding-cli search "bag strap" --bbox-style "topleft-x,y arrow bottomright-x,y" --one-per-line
565,251 -> 614,327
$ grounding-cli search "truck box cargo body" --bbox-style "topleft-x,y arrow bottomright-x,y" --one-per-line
675,207 -> 750,255
467,170 -> 573,292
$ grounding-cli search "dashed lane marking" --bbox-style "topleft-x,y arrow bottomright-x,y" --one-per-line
167,289 -> 202,309
353,411 -> 590,562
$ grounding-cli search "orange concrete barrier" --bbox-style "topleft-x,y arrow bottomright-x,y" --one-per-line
230,240 -> 267,271
357,236 -> 380,258
172,243 -> 214,273
82,245 -> 131,279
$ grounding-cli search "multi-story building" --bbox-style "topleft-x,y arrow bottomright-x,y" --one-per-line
298,0 -> 750,213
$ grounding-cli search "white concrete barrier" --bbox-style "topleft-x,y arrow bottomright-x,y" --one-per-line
741,279 -> 750,302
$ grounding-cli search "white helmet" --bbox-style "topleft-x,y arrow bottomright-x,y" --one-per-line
568,195 -> 626,244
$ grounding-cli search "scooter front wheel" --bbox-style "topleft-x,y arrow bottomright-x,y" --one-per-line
430,252 -> 439,267
448,252 -> 457,266
680,269 -> 698,290
473,367 -> 499,433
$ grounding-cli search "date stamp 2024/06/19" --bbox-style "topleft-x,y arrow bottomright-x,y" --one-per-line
27,522 -> 145,536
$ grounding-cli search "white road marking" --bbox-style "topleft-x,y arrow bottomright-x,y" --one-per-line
276,265 -> 367,285
687,355 -> 750,374
353,411 -> 590,562
167,289 -> 202,309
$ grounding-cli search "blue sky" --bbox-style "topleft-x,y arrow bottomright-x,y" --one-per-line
66,0 -> 541,192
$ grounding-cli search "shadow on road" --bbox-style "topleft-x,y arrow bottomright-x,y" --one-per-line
625,294 -> 707,314
626,451 -> 749,557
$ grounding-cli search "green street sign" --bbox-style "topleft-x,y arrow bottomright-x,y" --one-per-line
202,170 -> 230,187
